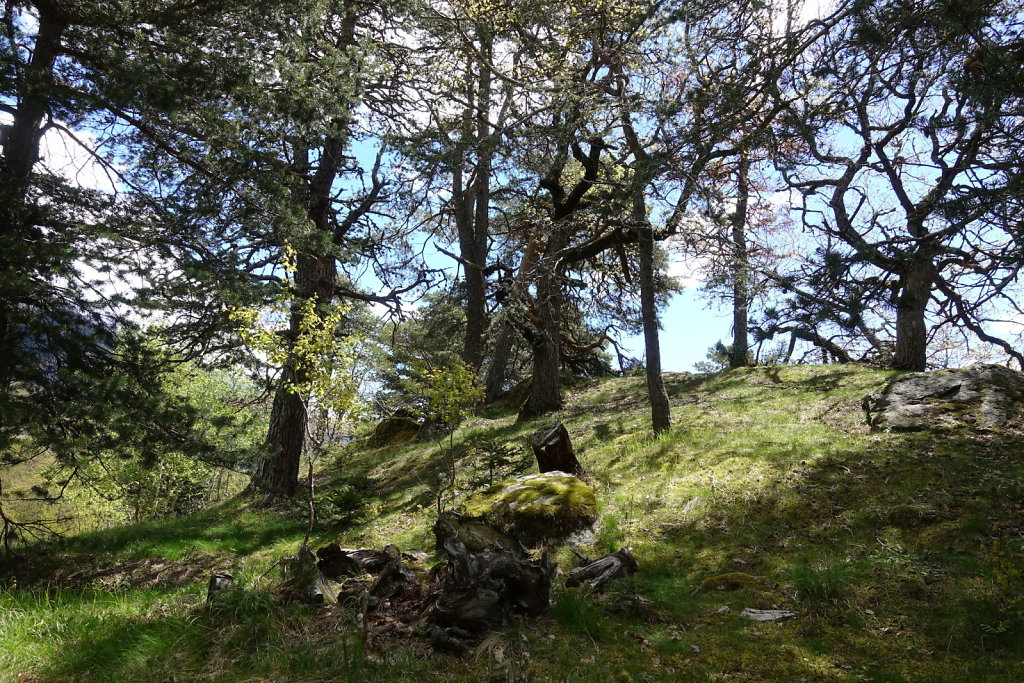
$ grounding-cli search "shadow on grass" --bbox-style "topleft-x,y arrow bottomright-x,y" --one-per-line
58,507 -> 307,559
5,590 -> 381,682
640,426 -> 1024,678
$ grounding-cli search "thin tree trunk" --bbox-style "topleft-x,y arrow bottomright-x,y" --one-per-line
638,222 -> 671,434
456,34 -> 493,371
729,157 -> 751,369
0,10 -> 66,388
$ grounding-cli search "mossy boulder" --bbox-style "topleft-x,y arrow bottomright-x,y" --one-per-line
368,411 -> 421,447
461,471 -> 599,547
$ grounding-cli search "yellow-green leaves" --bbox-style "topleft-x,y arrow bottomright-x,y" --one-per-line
421,360 -> 484,426
231,246 -> 362,423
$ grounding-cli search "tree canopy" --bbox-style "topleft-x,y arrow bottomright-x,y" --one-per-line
1,0 -> 1022,508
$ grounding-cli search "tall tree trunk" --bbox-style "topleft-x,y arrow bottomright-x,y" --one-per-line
253,250 -> 337,498
484,240 -> 537,402
251,3 -> 357,498
455,34 -> 493,371
893,256 -> 935,371
0,10 -> 66,388
520,232 -> 566,419
256,366 -> 307,498
638,221 -> 671,434
729,157 -> 751,369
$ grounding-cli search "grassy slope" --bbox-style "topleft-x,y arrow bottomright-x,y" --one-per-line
3,365 -> 1024,682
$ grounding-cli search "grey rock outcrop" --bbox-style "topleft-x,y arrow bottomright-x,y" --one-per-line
863,364 -> 1024,431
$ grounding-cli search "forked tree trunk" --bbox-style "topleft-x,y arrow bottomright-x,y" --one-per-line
520,249 -> 564,419
252,5 -> 356,498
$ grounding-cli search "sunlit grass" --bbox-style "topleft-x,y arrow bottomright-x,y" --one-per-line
3,365 -> 1024,681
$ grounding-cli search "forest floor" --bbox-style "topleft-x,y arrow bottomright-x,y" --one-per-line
3,365 -> 1024,682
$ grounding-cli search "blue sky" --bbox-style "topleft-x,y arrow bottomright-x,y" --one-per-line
620,287 -> 732,372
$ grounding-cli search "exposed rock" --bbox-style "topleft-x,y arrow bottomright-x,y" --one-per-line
863,364 -> 1024,431
461,471 -> 599,547
566,547 -> 638,591
368,410 -> 422,447
739,608 -> 795,621
206,573 -> 234,605
530,422 -> 584,476
491,379 -> 531,411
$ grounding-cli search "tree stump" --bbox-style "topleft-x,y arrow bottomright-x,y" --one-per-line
422,537 -> 556,651
530,422 -> 583,475
206,573 -> 234,605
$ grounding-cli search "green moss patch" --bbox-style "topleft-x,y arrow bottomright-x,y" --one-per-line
698,572 -> 763,592
462,472 -> 599,546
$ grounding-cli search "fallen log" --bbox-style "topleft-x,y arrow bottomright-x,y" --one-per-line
566,547 -> 638,591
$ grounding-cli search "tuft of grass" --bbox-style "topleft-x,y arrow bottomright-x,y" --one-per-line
594,514 -> 625,552
787,560 -> 857,606
550,587 -> 609,641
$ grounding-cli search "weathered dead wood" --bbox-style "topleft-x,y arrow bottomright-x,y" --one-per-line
433,511 -> 523,554
367,546 -> 416,601
278,546 -> 337,604
317,543 -> 427,580
422,537 -> 556,651
206,573 -> 234,605
530,422 -> 583,475
566,547 -> 638,591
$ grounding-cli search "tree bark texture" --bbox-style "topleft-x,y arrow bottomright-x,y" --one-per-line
0,9 -> 67,388
893,257 -> 936,371
252,4 -> 358,497
638,222 -> 671,435
520,237 -> 565,418
455,35 -> 492,371
729,156 -> 751,369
